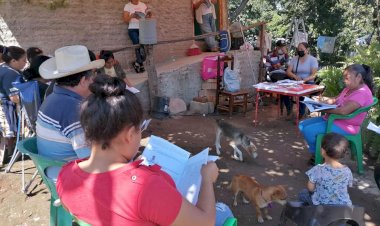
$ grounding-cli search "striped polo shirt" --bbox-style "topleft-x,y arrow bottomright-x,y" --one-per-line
36,85 -> 90,161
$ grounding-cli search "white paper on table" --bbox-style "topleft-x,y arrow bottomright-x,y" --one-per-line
367,121 -> 380,134
126,85 -> 140,94
276,79 -> 304,85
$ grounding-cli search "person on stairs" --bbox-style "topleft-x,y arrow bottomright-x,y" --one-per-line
123,0 -> 152,73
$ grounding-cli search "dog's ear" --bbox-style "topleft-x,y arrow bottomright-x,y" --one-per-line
272,186 -> 288,199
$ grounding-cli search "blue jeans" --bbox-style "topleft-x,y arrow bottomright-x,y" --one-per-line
128,29 -> 145,65
199,14 -> 218,50
298,117 -> 350,154
282,96 -> 307,116
282,81 -> 315,116
298,189 -> 313,205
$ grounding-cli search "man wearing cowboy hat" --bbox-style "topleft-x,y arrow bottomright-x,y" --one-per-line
36,45 -> 104,178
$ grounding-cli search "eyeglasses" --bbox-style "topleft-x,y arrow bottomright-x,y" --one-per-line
140,119 -> 152,132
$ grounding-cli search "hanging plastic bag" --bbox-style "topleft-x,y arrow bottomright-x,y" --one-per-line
223,67 -> 240,92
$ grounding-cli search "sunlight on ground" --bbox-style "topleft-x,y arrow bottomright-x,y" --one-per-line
357,181 -> 371,190
219,168 -> 230,173
291,145 -> 304,150
265,169 -> 284,176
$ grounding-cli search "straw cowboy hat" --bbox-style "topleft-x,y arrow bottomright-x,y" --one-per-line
39,45 -> 104,79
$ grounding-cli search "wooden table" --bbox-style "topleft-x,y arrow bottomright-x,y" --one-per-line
253,82 -> 325,126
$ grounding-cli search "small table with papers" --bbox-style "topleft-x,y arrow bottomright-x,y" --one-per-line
253,80 -> 325,126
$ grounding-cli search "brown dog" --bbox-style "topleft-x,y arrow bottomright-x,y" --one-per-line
228,175 -> 287,223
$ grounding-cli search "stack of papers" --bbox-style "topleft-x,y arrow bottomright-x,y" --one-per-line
301,96 -> 337,112
367,121 -> 380,134
253,82 -> 278,89
141,135 -> 218,205
276,79 -> 304,85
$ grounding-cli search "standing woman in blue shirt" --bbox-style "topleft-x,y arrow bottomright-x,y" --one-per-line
0,46 -> 27,164
283,42 -> 319,120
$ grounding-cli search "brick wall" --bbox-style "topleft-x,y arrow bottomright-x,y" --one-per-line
0,0 -> 194,70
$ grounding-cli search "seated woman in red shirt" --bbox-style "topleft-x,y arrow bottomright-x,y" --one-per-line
57,74 -> 219,226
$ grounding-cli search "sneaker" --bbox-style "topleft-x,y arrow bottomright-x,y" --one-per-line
132,62 -> 140,73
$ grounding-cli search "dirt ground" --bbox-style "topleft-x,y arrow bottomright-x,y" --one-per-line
1,101 -> 380,226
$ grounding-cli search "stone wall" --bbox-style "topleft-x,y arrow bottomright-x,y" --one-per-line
0,0 -> 194,70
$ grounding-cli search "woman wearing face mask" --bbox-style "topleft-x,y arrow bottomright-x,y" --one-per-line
267,40 -> 289,72
283,42 -> 318,120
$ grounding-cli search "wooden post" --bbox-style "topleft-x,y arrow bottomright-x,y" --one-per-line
218,0 -> 229,30
144,44 -> 159,111
259,23 -> 265,82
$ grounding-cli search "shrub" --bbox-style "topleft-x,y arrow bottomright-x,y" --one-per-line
317,66 -> 345,97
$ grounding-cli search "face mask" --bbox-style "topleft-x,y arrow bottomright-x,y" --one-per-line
277,49 -> 284,55
297,50 -> 305,57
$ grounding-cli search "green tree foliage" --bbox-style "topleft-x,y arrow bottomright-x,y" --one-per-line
317,66 -> 345,97
317,42 -> 380,160
228,0 -> 375,64
228,0 -> 380,160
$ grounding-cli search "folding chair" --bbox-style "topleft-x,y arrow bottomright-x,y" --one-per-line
4,81 -> 41,192
279,201 -> 364,226
18,137 -> 73,226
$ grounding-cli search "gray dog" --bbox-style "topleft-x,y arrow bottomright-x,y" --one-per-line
215,119 -> 258,161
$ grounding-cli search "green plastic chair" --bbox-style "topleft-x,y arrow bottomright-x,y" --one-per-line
223,217 -> 238,226
72,215 -> 91,226
315,97 -> 378,174
70,210 -> 237,226
17,137 -> 73,226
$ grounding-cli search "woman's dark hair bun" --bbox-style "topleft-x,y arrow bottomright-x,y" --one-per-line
362,64 -> 370,73
89,74 -> 126,97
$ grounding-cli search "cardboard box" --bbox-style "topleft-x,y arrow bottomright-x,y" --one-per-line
201,79 -> 217,90
199,89 -> 216,103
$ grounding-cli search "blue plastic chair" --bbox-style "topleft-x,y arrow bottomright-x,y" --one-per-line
17,137 -> 73,226
5,81 -> 41,192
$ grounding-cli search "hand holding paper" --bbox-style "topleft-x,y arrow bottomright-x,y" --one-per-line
141,135 -> 218,205
301,96 -> 337,112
